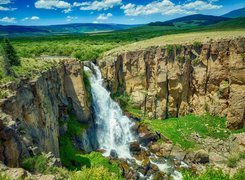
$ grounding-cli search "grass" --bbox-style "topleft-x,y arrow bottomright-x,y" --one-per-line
105,30 -> 245,56
79,152 -> 122,179
113,93 -> 144,119
59,114 -> 89,170
70,166 -> 119,180
182,167 -> 245,180
142,114 -> 236,149
227,152 -> 245,168
0,56 -> 62,85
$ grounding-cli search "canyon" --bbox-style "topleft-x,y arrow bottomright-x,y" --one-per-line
0,37 -> 244,179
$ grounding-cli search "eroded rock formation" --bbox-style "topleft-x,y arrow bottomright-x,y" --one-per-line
0,60 -> 91,167
98,38 -> 245,130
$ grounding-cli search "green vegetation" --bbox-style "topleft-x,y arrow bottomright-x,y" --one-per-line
83,71 -> 92,103
70,166 -> 118,180
0,173 -> 11,180
227,152 -> 245,168
59,114 -> 89,170
0,57 -> 61,85
193,41 -> 202,49
142,114 -> 236,149
232,168 -> 245,180
79,152 -> 122,178
192,58 -> 200,66
166,45 -> 175,55
114,93 -> 143,119
182,167 -> 229,180
21,153 -> 121,180
182,167 -> 245,180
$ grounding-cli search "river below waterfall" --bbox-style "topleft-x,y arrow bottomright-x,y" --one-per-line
84,63 -> 183,180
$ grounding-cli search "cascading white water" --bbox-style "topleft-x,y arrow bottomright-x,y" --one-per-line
84,63 -> 135,159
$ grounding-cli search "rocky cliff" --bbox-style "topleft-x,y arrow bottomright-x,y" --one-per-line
0,60 -> 91,167
98,38 -> 245,130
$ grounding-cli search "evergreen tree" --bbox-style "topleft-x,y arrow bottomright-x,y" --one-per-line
2,38 -> 20,66
2,53 -> 13,76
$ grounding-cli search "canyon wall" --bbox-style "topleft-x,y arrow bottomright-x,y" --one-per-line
98,38 -> 245,130
0,60 -> 91,167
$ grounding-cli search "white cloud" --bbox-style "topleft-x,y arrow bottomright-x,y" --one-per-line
121,0 -> 222,16
35,0 -> 71,10
97,13 -> 112,20
22,16 -> 40,21
75,0 -> 121,11
66,16 -> 78,22
0,0 -> 17,11
0,0 -> 11,5
0,16 -> 16,23
0,6 -> 15,11
183,0 -> 222,10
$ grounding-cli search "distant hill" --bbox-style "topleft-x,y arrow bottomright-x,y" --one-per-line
0,23 -> 140,36
222,7 -> 245,18
149,14 -> 230,27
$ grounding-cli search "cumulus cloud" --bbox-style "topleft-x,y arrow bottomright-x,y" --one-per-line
97,13 -> 112,20
22,16 -> 40,21
0,0 -> 11,5
66,16 -> 78,22
0,0 -> 17,11
121,0 -> 222,16
74,0 -> 121,11
0,16 -> 16,23
35,0 -> 71,10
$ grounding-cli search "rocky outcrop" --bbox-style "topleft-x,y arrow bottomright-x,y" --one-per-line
98,38 -> 245,129
0,60 -> 92,167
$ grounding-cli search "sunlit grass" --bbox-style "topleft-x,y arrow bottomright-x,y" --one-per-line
142,114 -> 239,149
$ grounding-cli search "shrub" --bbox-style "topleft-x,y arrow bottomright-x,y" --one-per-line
2,38 -> 20,66
80,152 -> 122,178
227,155 -> 239,168
70,166 -> 118,180
22,154 -> 49,173
166,45 -> 174,55
0,173 -> 11,180
193,41 -> 202,49
192,58 -> 200,66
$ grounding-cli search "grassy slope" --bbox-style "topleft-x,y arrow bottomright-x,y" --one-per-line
142,114 -> 244,150
105,30 -> 245,56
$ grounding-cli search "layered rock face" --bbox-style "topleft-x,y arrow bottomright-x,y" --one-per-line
98,38 -> 245,130
0,60 -> 91,167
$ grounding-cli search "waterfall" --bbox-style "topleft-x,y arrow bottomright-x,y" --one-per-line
84,63 -> 135,159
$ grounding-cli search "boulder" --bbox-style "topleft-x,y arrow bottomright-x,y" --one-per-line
110,149 -> 118,159
193,150 -> 209,164
130,141 -> 141,152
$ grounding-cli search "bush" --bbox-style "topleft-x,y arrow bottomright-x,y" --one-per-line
2,38 -> 20,66
80,152 -> 122,178
22,154 -> 49,173
193,41 -> 202,49
70,166 -> 118,180
166,45 -> 174,55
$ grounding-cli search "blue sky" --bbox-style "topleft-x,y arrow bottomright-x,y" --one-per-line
0,0 -> 244,25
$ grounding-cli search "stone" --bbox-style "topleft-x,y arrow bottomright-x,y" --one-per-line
170,146 -> 186,161
194,150 -> 209,164
130,141 -> 141,152
110,149 -> 118,159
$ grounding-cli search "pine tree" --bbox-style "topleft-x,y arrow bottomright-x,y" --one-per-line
2,53 -> 13,76
2,38 -> 20,66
